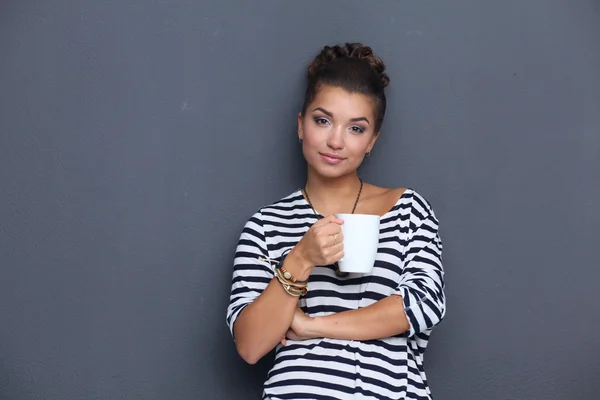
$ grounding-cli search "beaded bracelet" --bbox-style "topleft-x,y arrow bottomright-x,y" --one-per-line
274,267 -> 308,296
279,265 -> 308,284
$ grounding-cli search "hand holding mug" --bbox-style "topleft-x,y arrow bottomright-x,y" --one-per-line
296,215 -> 344,268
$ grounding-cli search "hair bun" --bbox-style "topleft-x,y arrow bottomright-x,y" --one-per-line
307,42 -> 390,88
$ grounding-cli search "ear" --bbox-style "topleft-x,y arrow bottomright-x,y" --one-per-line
297,112 -> 304,141
367,131 -> 380,153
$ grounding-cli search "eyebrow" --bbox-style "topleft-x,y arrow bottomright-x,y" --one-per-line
312,107 -> 370,125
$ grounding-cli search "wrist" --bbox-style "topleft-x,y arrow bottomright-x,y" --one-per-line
286,245 -> 313,280
305,315 -> 322,339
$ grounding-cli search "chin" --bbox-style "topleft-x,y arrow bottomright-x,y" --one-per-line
316,170 -> 345,179
309,163 -> 356,179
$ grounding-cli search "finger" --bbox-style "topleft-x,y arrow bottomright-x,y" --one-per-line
324,231 -> 344,248
326,214 -> 344,224
331,232 -> 344,247
329,241 -> 343,254
329,247 -> 344,264
331,216 -> 345,225
316,233 -> 336,249
317,223 -> 343,237
285,329 -> 296,341
319,214 -> 344,225
323,214 -> 344,226
321,243 -> 343,265
313,214 -> 340,227
280,337 -> 287,346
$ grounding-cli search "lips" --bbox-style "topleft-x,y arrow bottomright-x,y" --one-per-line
319,153 -> 344,165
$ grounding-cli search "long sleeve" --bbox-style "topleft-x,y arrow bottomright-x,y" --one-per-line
394,196 -> 446,338
225,210 -> 273,338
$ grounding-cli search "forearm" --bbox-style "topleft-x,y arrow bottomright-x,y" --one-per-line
233,249 -> 311,364
233,278 -> 297,363
309,295 -> 410,341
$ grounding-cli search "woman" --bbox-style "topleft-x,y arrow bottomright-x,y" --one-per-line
226,42 -> 446,400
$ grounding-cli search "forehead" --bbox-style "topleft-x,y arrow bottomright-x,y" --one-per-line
310,85 -> 375,119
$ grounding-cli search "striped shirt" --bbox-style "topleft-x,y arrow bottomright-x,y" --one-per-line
226,188 -> 446,399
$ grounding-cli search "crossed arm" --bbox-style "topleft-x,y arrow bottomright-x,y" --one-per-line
283,295 -> 410,344
227,209 -> 445,363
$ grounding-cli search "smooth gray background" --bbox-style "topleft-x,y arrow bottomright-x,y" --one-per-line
1,1 -> 599,399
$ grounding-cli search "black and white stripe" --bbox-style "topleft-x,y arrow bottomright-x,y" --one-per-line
226,189 -> 446,399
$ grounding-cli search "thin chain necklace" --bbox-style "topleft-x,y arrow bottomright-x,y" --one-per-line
302,178 -> 363,277
302,178 -> 363,218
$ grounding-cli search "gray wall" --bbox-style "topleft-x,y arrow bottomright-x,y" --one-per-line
1,1 -> 599,399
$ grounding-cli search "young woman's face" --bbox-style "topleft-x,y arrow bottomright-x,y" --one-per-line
298,85 -> 379,179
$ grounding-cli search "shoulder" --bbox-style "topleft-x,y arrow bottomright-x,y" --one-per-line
405,188 -> 437,219
243,189 -> 305,224
239,189 -> 306,251
259,189 -> 305,214
368,184 -> 438,224
400,189 -> 441,237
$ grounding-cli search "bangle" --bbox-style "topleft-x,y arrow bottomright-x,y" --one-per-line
274,267 -> 307,288
279,281 -> 306,297
275,267 -> 306,287
274,267 -> 308,297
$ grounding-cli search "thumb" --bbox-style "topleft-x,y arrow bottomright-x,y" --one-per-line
316,214 -> 342,226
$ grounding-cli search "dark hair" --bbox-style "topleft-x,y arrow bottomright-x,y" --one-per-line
301,43 -> 390,132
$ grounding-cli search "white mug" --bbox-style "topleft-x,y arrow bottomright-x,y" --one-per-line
335,213 -> 380,273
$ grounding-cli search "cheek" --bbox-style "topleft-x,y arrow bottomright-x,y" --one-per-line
347,136 -> 371,155
302,125 -> 323,147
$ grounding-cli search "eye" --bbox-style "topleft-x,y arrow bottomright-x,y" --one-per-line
350,126 -> 365,134
313,117 -> 330,126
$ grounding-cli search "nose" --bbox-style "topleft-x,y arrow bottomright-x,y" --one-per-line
326,126 -> 344,150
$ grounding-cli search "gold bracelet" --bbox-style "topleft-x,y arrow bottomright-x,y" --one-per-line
281,282 -> 304,297
274,269 -> 307,296
275,274 -> 307,296
279,265 -> 308,284
277,279 -> 305,296
274,268 -> 308,288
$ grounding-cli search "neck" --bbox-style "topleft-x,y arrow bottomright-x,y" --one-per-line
303,168 -> 362,214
